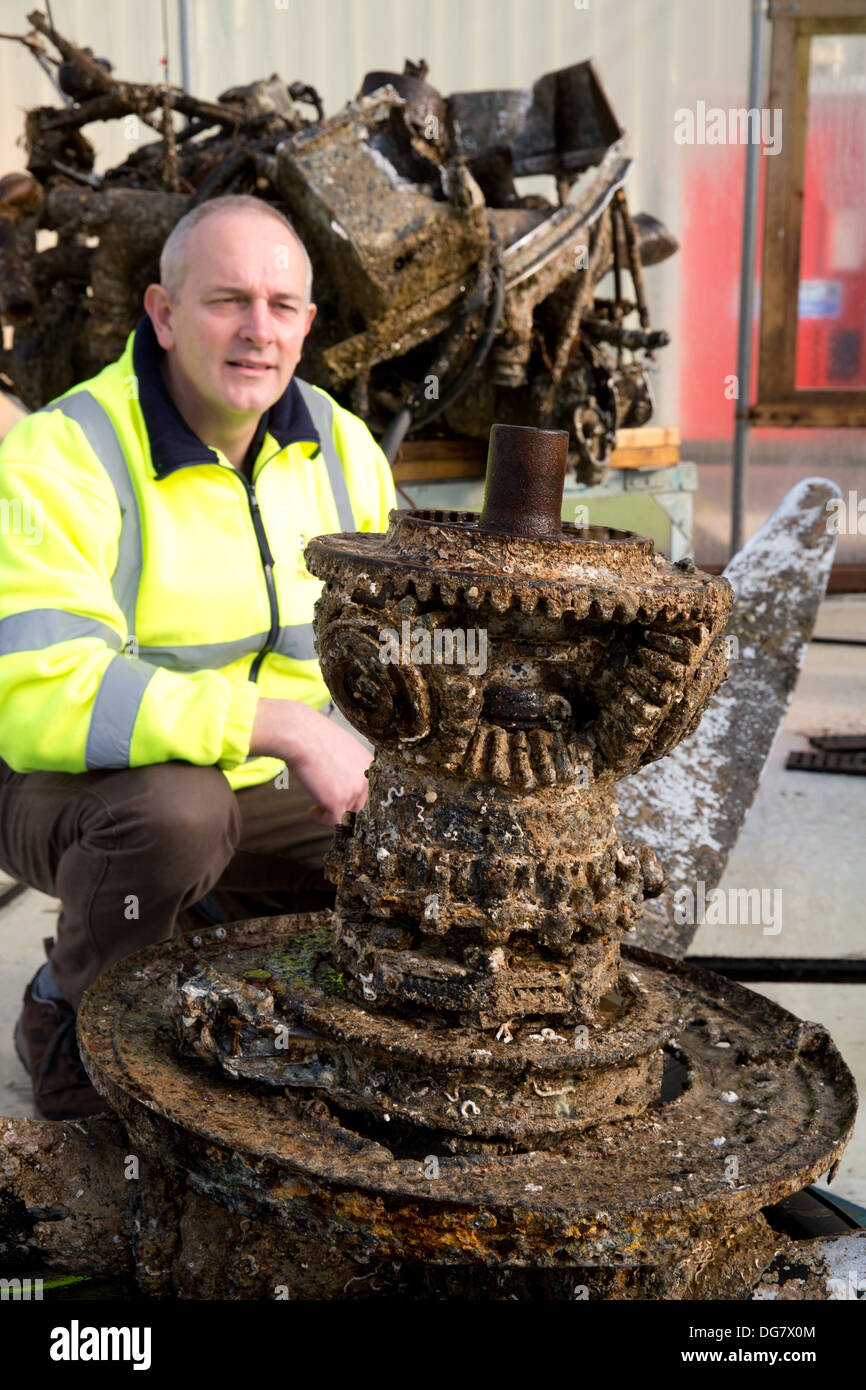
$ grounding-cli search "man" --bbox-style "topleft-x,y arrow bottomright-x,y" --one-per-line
0,194 -> 396,1120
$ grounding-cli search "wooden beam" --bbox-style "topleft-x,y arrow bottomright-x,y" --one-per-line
757,4 -> 866,414
701,561 -> 866,593
801,15 -> 866,34
606,444 -> 680,469
392,428 -> 681,481
783,0 -> 866,20
748,396 -> 866,427
757,16 -> 810,405
616,427 -> 681,449
828,564 -> 866,594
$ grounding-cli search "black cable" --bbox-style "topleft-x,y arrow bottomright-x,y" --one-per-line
380,407 -> 413,465
412,249 -> 505,430
190,135 -> 275,205
380,237 -> 506,464
687,956 -> 866,983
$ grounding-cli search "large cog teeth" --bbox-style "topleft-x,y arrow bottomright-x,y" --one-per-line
591,594 -> 616,622
651,625 -> 702,662
550,730 -> 573,781
528,729 -> 558,785
460,725 -> 586,787
348,837 -> 642,954
620,685 -> 660,722
438,578 -> 459,605
489,727 -> 511,784
637,647 -> 683,683
510,730 -> 535,790
464,727 -> 489,782
313,555 -> 729,636
616,592 -> 640,623
543,593 -> 564,619
593,718 -> 647,766
412,576 -> 434,602
623,665 -> 663,702
514,588 -> 539,615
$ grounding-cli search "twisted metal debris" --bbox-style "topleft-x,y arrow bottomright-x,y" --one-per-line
0,12 -> 675,481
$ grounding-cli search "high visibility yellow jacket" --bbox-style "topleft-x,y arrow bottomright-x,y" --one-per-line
0,316 -> 396,790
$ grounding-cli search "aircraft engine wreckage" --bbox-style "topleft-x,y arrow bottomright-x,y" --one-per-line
49,424 -> 851,1300
0,12 -> 676,481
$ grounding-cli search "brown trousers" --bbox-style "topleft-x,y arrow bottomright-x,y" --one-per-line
0,757 -> 335,1007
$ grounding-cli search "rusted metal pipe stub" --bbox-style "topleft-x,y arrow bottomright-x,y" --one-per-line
479,423 -> 568,538
78,422 -> 857,1296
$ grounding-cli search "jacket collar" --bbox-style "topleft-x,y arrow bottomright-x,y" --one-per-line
131,314 -> 321,478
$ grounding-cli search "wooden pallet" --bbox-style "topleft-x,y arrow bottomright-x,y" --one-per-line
392,427 -> 681,482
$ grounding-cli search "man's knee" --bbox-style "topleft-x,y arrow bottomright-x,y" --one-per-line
134,762 -> 239,866
80,761 -> 241,888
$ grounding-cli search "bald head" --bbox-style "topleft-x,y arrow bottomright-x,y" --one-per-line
160,194 -> 313,304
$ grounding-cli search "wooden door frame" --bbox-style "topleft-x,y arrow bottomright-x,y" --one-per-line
754,0 -> 866,426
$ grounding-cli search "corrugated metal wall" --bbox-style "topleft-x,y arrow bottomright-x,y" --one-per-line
0,0 -> 753,433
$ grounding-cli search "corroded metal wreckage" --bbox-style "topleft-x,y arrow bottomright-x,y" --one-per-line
0,13 -> 676,481
42,423 -> 853,1300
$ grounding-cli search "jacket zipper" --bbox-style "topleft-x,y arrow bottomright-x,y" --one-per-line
237,466 -> 280,684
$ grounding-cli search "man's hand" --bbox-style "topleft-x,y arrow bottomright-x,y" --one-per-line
249,697 -> 372,826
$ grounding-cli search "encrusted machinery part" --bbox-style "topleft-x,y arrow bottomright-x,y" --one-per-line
72,422 -> 856,1298
77,915 -> 856,1284
165,930 -> 679,1143
1,1109 -> 855,1300
298,425 -> 732,1066
275,85 -> 489,353
1,24 -> 676,483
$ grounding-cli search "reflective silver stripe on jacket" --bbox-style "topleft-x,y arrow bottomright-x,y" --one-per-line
0,608 -> 122,656
138,635 -> 268,671
138,621 -> 318,669
40,393 -> 143,633
0,613 -> 318,667
294,380 -> 356,534
0,609 -> 152,767
273,623 -> 317,662
85,654 -> 156,769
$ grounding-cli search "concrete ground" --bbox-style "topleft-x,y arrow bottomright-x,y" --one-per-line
1,595 -> 864,1213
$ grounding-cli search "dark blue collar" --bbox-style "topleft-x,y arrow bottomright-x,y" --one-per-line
132,315 -> 321,478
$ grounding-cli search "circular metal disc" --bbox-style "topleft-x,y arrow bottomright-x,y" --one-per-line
78,915 -> 856,1268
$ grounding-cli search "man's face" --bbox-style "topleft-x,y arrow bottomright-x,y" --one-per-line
149,210 -> 316,425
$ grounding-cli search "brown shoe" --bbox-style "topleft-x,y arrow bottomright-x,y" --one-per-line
13,976 -> 108,1121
